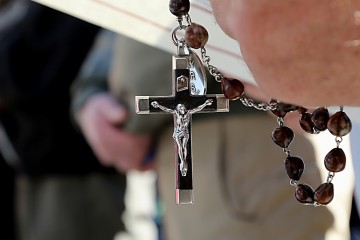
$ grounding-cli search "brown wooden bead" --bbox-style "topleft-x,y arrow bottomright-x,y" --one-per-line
271,126 -> 294,148
221,78 -> 244,100
314,183 -> 334,205
270,100 -> 286,118
295,184 -> 315,205
285,156 -> 304,181
280,103 -> 298,112
324,148 -> 346,172
311,107 -> 329,131
299,113 -> 316,134
169,0 -> 190,17
296,106 -> 308,114
327,111 -> 352,137
185,23 -> 209,49
270,100 -> 297,118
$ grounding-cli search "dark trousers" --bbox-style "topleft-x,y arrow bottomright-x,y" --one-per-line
0,155 -> 16,240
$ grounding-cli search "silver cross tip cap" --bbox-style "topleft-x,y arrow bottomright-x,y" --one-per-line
176,189 -> 194,204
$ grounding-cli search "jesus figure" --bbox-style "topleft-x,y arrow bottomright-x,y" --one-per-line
151,99 -> 213,176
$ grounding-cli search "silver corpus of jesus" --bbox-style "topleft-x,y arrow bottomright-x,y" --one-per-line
135,43 -> 229,204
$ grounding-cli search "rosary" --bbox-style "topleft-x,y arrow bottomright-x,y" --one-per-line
136,0 -> 352,206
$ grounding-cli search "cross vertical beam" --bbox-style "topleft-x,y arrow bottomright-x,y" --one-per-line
136,54 -> 228,204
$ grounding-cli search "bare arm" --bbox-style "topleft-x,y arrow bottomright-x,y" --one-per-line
151,101 -> 175,113
189,99 -> 213,114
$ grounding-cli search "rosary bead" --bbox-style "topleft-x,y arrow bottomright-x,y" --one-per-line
299,113 -> 316,134
296,106 -> 308,114
324,148 -> 346,172
272,126 -> 294,148
169,0 -> 190,17
185,23 -> 209,49
314,183 -> 334,205
295,184 -> 315,205
327,111 -> 352,137
311,107 -> 329,131
221,78 -> 244,100
285,156 -> 304,181
270,100 -> 287,118
280,103 -> 298,112
270,100 -> 297,118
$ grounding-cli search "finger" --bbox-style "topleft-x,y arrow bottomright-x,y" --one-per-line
113,137 -> 152,172
113,154 -> 139,173
99,96 -> 128,125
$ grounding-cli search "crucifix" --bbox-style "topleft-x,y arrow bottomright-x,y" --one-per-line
136,47 -> 229,204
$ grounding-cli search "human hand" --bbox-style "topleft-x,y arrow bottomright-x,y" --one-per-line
210,0 -> 360,107
78,93 -> 153,172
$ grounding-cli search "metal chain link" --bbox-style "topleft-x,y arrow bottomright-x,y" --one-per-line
283,148 -> 291,156
185,14 -> 192,25
290,179 -> 299,187
239,96 -> 277,111
277,117 -> 284,126
200,47 -> 223,82
327,172 -> 335,183
177,14 -> 192,29
335,136 -> 343,148
200,47 -> 277,112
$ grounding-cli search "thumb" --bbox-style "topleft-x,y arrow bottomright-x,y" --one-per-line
99,95 -> 128,125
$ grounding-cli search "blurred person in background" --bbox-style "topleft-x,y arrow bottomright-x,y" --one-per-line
0,1 -> 128,240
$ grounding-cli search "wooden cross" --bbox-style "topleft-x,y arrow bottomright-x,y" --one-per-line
136,54 -> 229,204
